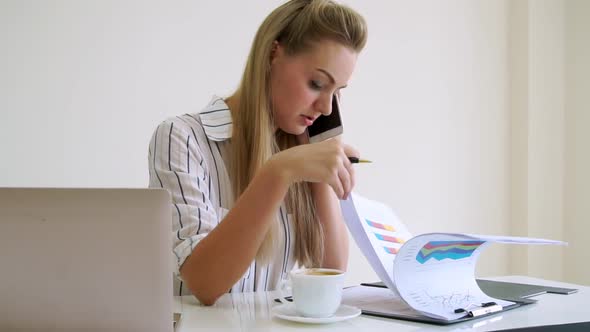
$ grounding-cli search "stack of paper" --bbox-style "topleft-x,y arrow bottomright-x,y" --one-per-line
341,193 -> 566,322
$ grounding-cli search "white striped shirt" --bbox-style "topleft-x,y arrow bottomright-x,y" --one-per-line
148,96 -> 296,296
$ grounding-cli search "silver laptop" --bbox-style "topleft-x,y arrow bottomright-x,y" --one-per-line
0,188 -> 173,331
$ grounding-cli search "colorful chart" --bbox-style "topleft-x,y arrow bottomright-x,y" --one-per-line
374,233 -> 405,244
384,247 -> 399,254
415,241 -> 485,264
365,219 -> 396,232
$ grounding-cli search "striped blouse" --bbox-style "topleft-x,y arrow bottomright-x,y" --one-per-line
148,96 -> 296,296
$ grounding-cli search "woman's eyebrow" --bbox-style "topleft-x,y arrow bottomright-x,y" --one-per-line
316,68 -> 348,89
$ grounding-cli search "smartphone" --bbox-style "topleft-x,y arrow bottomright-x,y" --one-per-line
308,94 -> 343,143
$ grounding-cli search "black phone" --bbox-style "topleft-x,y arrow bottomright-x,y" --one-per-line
307,94 -> 343,143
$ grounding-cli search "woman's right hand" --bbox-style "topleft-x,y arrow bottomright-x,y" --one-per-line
267,138 -> 359,199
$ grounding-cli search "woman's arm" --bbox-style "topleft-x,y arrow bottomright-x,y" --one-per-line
311,182 -> 349,270
149,120 -> 293,306
180,161 -> 290,305
180,138 -> 354,305
312,139 -> 357,270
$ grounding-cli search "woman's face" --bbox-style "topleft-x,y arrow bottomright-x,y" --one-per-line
269,39 -> 358,135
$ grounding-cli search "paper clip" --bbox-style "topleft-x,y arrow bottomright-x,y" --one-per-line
454,302 -> 503,317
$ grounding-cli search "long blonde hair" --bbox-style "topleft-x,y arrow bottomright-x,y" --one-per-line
230,0 -> 367,267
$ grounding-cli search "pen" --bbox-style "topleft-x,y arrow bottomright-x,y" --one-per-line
348,157 -> 372,164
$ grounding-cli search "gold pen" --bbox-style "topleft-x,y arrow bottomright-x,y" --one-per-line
348,157 -> 372,164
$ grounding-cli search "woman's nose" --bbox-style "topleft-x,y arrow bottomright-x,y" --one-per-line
316,95 -> 332,116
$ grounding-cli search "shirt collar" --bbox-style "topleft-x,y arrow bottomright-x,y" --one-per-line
198,95 -> 233,142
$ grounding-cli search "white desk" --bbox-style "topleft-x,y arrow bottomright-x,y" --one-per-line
175,276 -> 589,331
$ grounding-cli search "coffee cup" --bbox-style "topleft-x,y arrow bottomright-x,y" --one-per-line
279,268 -> 345,318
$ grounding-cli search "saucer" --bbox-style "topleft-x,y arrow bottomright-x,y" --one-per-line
272,303 -> 361,324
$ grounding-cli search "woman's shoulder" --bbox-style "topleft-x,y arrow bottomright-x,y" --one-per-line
151,114 -> 204,147
189,95 -> 233,142
153,95 -> 231,141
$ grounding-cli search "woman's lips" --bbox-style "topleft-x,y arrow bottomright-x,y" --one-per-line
301,115 -> 314,126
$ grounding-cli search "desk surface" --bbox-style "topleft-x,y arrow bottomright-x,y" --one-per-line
175,276 -> 588,331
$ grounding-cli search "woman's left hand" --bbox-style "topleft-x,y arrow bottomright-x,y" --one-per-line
295,132 -> 358,198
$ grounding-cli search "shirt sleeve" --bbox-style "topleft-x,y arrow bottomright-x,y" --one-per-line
147,118 -> 220,279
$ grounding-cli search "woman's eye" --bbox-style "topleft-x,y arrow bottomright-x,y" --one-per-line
309,80 -> 323,90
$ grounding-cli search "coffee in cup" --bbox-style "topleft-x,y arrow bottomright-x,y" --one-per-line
303,269 -> 341,276
279,268 -> 345,318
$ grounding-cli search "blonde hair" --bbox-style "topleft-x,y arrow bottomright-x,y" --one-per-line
230,0 -> 367,267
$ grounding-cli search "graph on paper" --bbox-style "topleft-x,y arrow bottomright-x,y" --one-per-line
366,219 -> 406,255
415,241 -> 485,264
365,219 -> 396,232
384,247 -> 399,254
408,288 -> 479,310
374,233 -> 405,244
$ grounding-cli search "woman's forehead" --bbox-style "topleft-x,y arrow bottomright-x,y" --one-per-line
294,41 -> 358,85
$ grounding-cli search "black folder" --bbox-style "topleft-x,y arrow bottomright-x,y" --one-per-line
350,279 -> 577,325
489,321 -> 590,331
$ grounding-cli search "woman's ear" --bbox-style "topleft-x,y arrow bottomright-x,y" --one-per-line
270,40 -> 281,63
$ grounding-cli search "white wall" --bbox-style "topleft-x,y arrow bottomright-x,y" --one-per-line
508,0 -> 589,285
0,0 -> 282,187
1,0 -> 513,286
509,0 -> 567,282
564,0 -> 590,285
508,0 -> 531,277
347,0 -> 510,283
527,0 -> 566,282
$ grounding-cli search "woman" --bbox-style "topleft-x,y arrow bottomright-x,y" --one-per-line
148,0 -> 367,305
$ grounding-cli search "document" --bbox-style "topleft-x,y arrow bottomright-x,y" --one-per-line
340,193 -> 567,322
343,285 -> 422,317
340,193 -> 412,297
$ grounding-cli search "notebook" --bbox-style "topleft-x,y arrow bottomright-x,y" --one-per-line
0,188 -> 173,331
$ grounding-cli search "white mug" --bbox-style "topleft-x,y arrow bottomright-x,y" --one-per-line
279,268 -> 345,318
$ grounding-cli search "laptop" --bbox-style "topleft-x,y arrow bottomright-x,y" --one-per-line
0,188 -> 173,331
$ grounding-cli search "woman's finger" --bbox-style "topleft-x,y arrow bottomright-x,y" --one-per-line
337,162 -> 351,199
330,177 -> 345,199
343,144 -> 360,159
343,155 -> 355,194
327,166 -> 345,199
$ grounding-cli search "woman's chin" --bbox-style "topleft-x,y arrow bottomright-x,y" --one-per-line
280,125 -> 307,136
